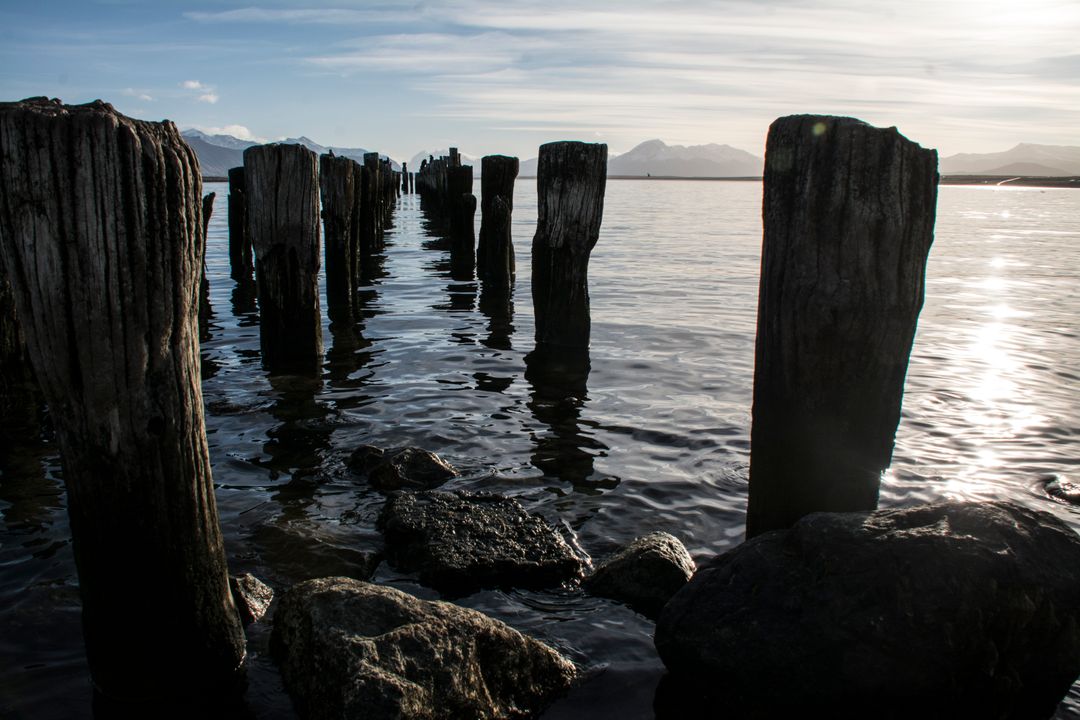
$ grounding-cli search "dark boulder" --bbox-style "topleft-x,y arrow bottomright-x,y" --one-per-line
272,577 -> 576,720
584,532 -> 695,620
378,490 -> 586,595
348,444 -> 459,491
654,501 -> 1080,719
229,573 -> 274,626
1044,474 -> 1080,505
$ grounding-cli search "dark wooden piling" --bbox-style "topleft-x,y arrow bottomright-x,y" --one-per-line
0,98 -> 246,701
745,115 -> 938,538
409,171 -> 414,194
401,162 -> 409,194
244,143 -> 323,372
199,191 -> 215,340
530,141 -> 608,357
359,152 -> 381,253
478,155 -> 519,283
447,164 -> 476,274
227,166 -> 253,281
319,153 -> 362,323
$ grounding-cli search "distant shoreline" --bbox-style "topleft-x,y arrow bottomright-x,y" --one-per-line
203,174 -> 1080,189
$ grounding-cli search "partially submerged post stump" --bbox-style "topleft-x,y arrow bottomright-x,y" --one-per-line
480,196 -> 513,294
227,166 -> 253,281
401,162 -> 409,194
0,98 -> 246,700
530,141 -> 607,364
320,153 -> 361,323
746,115 -> 938,538
359,152 -> 381,253
245,143 -> 323,372
478,154 -> 519,283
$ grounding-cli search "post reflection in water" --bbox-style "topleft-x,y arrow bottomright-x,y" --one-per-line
525,346 -> 613,493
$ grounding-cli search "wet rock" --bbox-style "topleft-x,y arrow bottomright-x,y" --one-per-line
348,444 -> 459,491
229,573 -> 273,626
1044,475 -> 1080,505
583,532 -> 695,619
252,524 -> 381,585
378,490 -> 586,595
655,501 -> 1080,719
273,576 -> 576,720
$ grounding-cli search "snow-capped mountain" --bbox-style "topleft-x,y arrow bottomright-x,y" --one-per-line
181,129 -> 399,177
940,144 -> 1080,176
517,139 -> 763,178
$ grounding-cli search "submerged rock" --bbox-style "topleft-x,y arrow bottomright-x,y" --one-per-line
229,572 -> 274,626
583,532 -> 695,620
348,444 -> 459,491
1044,474 -> 1080,505
273,577 -> 576,720
654,501 -> 1080,719
378,490 -> 586,595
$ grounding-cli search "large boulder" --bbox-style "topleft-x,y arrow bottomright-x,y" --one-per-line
655,501 -> 1080,719
583,532 -> 695,619
273,577 -> 576,719
348,445 -> 459,491
378,490 -> 586,595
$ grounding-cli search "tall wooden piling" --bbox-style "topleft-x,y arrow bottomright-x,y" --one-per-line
0,98 -> 246,700
359,152 -> 381,253
530,141 -> 608,355
401,162 -> 409,194
447,164 -> 476,274
245,143 -> 323,372
199,192 -> 215,340
478,154 -> 519,283
320,153 -> 361,323
227,166 -> 253,281
745,115 -> 938,538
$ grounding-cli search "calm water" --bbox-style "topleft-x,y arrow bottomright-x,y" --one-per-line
1,179 -> 1078,718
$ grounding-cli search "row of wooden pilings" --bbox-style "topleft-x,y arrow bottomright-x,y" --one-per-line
0,97 -> 937,709
226,146 -> 400,372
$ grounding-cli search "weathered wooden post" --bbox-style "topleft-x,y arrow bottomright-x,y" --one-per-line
530,141 -> 607,365
199,191 -> 215,340
0,269 -> 35,423
319,153 -> 361,323
227,166 -> 253,281
359,152 -> 381,253
478,154 -> 519,283
409,171 -> 414,194
447,164 -> 475,276
745,115 -> 938,538
0,98 -> 246,700
401,162 -> 409,194
245,143 -> 323,372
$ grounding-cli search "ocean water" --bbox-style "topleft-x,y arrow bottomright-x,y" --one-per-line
1,179 -> 1078,718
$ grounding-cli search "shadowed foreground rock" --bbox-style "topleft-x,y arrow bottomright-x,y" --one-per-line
584,532 -> 695,620
378,490 -> 586,595
230,573 -> 274,626
348,445 -> 459,491
273,577 -> 576,720
654,501 -> 1080,719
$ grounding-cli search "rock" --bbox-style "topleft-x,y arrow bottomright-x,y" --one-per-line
272,577 -> 576,720
654,501 -> 1080,719
229,573 -> 274,626
1044,474 -> 1080,505
378,490 -> 586,595
348,445 -> 459,491
583,532 -> 695,619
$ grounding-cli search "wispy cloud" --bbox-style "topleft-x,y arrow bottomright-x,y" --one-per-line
182,79 -> 205,90
184,7 -> 413,25
194,124 -> 262,141
181,79 -> 219,104
122,87 -> 153,102
198,92 -> 219,104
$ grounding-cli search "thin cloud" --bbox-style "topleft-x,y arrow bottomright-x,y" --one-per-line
181,79 -> 205,90
122,87 -> 153,102
198,92 -> 219,104
195,124 -> 262,141
184,8 -> 413,24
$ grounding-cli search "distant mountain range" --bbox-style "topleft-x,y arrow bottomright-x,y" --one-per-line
181,129 -> 397,177
940,144 -> 1080,176
184,130 -> 1080,181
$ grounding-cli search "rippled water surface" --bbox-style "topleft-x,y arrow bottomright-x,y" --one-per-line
1,179 -> 1078,718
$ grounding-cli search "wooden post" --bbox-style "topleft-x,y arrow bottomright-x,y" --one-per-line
0,98 -> 246,700
244,143 -> 323,373
745,115 -> 938,538
447,165 -> 475,275
409,171 -> 414,194
199,192 -> 215,340
478,155 -> 519,283
480,196 -> 514,295
360,152 -> 381,253
319,153 -> 361,323
401,162 -> 409,194
227,166 -> 253,281
530,141 -> 607,355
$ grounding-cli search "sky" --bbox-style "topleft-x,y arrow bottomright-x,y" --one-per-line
1,0 -> 1077,164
